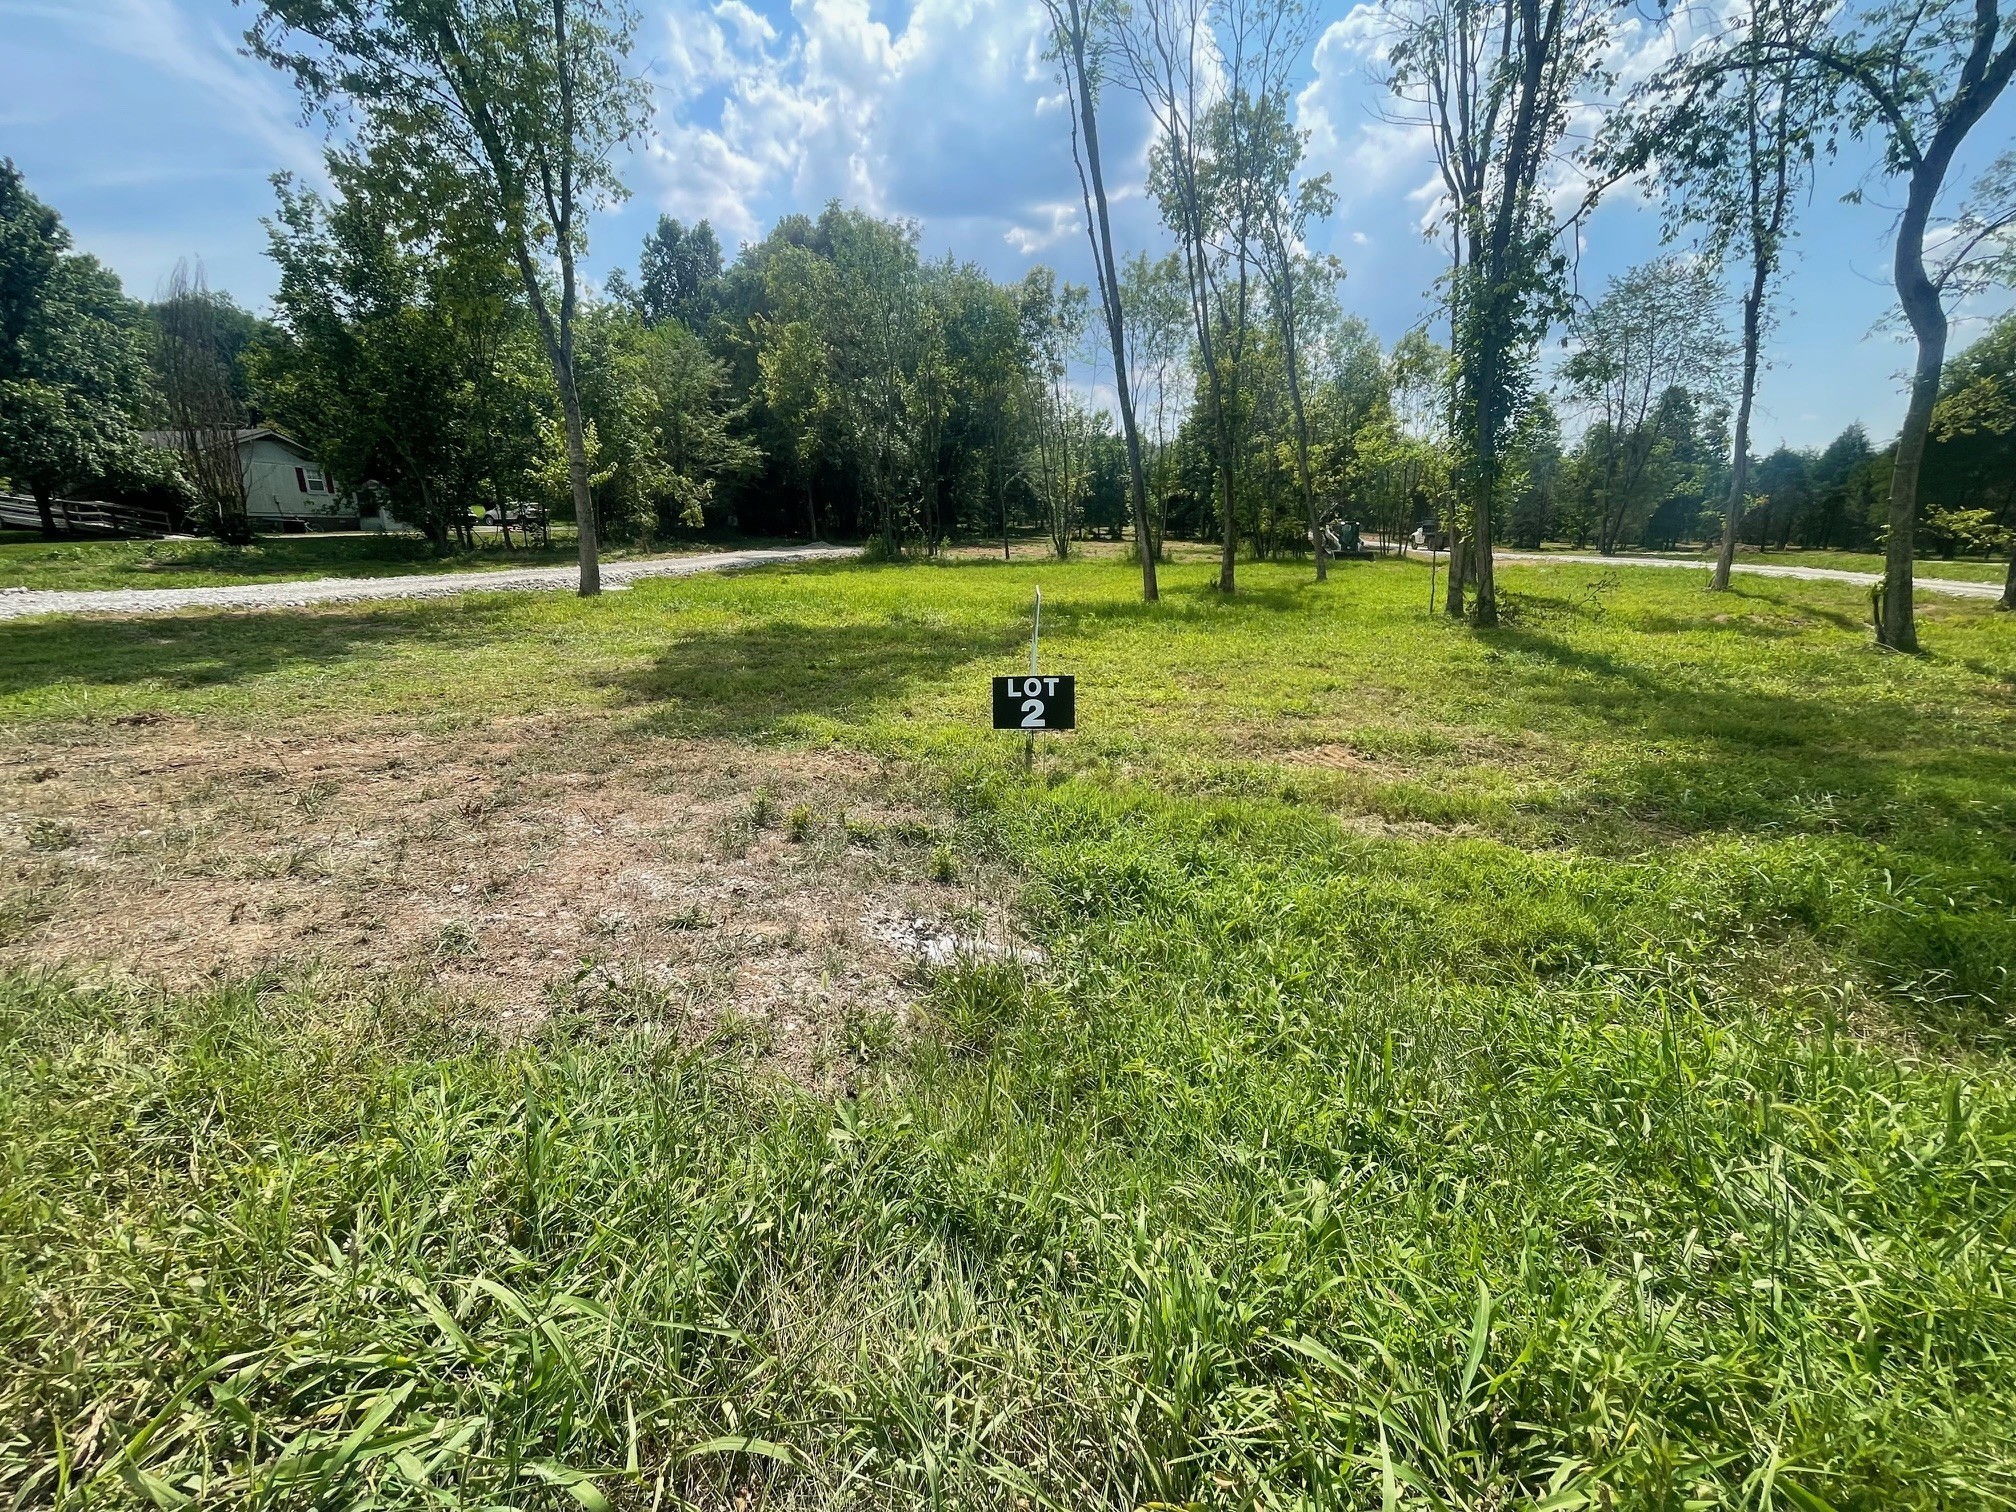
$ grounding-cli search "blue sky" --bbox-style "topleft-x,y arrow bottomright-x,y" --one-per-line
3,0 -> 2011,451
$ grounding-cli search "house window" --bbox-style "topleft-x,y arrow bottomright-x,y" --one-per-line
294,466 -> 327,494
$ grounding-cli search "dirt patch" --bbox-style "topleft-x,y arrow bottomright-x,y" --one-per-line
1277,742 -> 1391,773
0,714 -> 1023,1086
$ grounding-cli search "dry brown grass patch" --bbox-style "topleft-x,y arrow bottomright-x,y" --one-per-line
0,714 -> 1019,1085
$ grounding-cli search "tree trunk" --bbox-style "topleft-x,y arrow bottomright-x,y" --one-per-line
1871,20 -> 2016,646
1061,6 -> 1157,602
1175,183 -> 1235,592
1713,252 -> 1768,592
416,475 -> 445,550
1445,532 -> 1466,617
1182,228 -> 1236,592
1278,278 -> 1324,584
33,484 -> 56,538
1469,348 -> 1499,627
2000,550 -> 2015,611
1881,198 -> 1946,651
557,363 -> 600,594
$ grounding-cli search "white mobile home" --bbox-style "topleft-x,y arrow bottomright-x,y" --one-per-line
144,428 -> 363,531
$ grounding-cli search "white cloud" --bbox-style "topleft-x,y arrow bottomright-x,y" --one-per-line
639,0 -> 1061,242
17,0 -> 326,181
1005,201 -> 1080,255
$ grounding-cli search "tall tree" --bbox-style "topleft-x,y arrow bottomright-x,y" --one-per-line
1609,0 -> 1829,591
1121,0 -> 1243,591
1122,250 -> 1196,558
1925,308 -> 2016,606
1042,0 -> 1159,599
1562,257 -> 1732,553
154,260 -> 254,543
257,162 -> 542,548
0,160 -> 158,536
1020,268 -> 1093,559
757,317 -> 833,539
1383,0 -> 1613,624
247,0 -> 649,596
636,215 -> 724,330
1235,85 -> 1337,579
1764,0 -> 2016,648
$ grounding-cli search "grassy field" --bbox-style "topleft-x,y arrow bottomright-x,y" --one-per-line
3,554 -> 2015,1509
0,529 -> 744,592
1520,541 -> 2012,584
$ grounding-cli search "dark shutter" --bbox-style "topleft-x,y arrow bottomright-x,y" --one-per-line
295,467 -> 307,492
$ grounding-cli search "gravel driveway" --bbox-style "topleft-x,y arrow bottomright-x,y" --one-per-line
0,544 -> 861,621
1493,549 -> 2005,600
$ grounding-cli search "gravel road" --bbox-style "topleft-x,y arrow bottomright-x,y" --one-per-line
0,544 -> 861,621
1493,549 -> 2005,600
3,542 -> 2001,620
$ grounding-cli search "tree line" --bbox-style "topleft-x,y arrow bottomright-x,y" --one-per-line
2,0 -> 2014,640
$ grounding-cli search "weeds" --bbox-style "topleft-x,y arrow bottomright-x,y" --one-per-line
23,818 -> 74,852
3,555 -> 2015,1507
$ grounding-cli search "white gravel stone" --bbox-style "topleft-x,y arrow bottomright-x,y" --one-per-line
0,544 -> 860,620
1489,550 -> 2003,599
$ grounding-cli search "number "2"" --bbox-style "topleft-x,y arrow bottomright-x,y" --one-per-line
1020,698 -> 1046,728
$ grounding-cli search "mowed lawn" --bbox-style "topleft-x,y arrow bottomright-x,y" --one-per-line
1517,541 -> 2012,584
0,528 -> 738,593
3,554 -> 2015,1510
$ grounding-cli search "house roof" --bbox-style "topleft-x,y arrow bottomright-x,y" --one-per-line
141,428 -> 316,459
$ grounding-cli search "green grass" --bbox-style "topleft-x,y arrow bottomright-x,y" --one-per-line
1522,541 -> 2010,584
1717,547 -> 2009,584
0,529 -> 735,593
4,556 -> 2016,1508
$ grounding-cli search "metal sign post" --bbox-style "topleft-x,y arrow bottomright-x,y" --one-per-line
1025,586 -> 1040,768
992,586 -> 1074,762
1031,585 -> 1041,676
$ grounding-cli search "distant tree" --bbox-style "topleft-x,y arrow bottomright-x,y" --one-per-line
1234,83 -> 1338,580
1020,268 -> 1093,558
1561,258 -> 1732,553
1121,250 -> 1194,553
154,260 -> 253,542
1637,386 -> 1730,548
637,216 -> 724,330
0,160 -> 160,535
1505,395 -> 1564,548
247,0 -> 650,595
1748,445 -> 1814,547
1762,0 -> 2016,647
1382,0 -> 1615,624
760,207 -> 925,554
757,317 -> 833,539
1802,422 -> 1877,550
1304,306 -> 1387,530
148,281 -> 268,422
937,262 -> 1031,558
1924,310 -> 2016,603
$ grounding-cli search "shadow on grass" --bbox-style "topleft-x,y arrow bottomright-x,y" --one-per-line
0,598 -> 521,701
606,612 -> 1029,739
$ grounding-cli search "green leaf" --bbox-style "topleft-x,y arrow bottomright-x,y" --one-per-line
677,1435 -> 803,1468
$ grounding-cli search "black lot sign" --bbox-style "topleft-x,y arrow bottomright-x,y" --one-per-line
993,674 -> 1075,731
